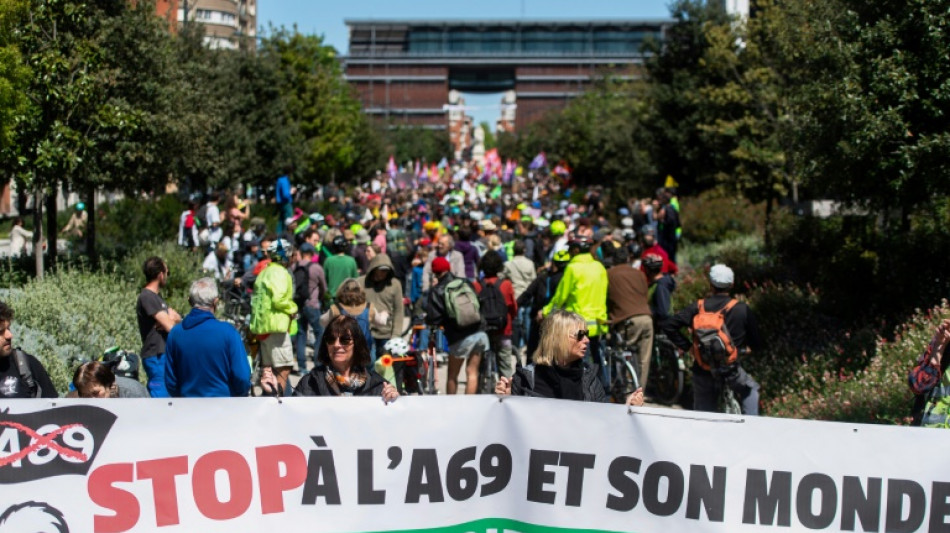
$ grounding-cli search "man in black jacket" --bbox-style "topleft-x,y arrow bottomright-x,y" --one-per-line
0,301 -> 57,398
425,256 -> 489,395
663,264 -> 763,414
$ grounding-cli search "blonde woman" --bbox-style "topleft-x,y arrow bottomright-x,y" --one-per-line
495,309 -> 644,406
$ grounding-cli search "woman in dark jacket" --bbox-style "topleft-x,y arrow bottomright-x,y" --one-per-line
293,315 -> 398,401
495,309 -> 644,405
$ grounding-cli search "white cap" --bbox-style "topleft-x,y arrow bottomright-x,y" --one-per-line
709,264 -> 734,288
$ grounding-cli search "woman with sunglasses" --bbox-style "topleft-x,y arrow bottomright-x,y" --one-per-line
495,309 -> 644,406
293,315 -> 398,402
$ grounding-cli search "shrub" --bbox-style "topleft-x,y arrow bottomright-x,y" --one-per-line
3,242 -> 205,395
678,188 -> 765,245
763,301 -> 947,424
117,241 -> 206,313
96,195 -> 186,255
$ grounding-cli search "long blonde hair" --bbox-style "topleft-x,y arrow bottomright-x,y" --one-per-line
532,309 -> 586,367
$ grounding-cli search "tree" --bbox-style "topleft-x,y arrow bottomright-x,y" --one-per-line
380,125 -> 452,165
644,0 -> 732,193
260,27 -> 374,186
789,0 -> 950,224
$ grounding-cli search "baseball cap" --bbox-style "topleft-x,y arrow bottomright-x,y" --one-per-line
709,264 -> 735,288
432,256 -> 451,274
299,243 -> 317,255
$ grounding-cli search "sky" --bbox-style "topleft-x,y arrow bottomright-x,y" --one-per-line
257,0 -> 674,129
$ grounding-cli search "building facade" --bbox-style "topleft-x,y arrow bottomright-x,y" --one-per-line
177,0 -> 256,50
343,19 -> 672,148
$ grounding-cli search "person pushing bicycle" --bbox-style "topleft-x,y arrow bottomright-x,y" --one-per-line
661,264 -> 763,415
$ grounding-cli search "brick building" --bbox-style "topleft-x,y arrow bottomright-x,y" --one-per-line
343,19 -> 672,156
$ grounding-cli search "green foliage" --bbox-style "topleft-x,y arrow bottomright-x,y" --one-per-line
95,195 -> 185,255
261,27 -> 377,185
2,240 -> 205,394
763,300 -> 946,424
380,126 -> 453,166
678,188 -> 766,244
499,79 -> 657,192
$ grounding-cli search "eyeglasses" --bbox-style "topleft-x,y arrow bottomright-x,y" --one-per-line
574,330 -> 589,341
326,336 -> 354,346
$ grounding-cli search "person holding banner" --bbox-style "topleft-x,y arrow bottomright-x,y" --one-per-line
294,315 -> 398,402
495,309 -> 644,406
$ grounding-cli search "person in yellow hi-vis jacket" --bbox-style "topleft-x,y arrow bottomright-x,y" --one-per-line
543,237 -> 609,391
251,239 -> 298,396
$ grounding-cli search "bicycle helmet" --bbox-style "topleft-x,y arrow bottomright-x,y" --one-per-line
568,237 -> 593,254
267,239 -> 292,261
628,242 -> 643,260
384,338 -> 410,357
642,253 -> 664,273
553,250 -> 571,264
550,220 -> 566,236
331,235 -> 349,254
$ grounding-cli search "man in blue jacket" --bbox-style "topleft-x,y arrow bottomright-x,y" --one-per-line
165,277 -> 251,397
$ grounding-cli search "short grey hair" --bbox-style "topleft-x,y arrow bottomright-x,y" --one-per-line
189,277 -> 219,308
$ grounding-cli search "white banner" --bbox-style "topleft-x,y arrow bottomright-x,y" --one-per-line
1,397 -> 949,533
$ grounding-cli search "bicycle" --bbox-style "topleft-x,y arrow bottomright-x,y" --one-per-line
408,323 -> 441,395
648,332 -> 685,405
604,333 -> 640,404
478,347 -> 498,395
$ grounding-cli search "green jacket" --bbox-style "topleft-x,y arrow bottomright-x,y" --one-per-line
250,263 -> 298,335
543,253 -> 609,337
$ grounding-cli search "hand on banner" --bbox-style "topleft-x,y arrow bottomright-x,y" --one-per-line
626,387 -> 645,407
495,376 -> 512,396
261,367 -> 280,396
381,382 -> 399,404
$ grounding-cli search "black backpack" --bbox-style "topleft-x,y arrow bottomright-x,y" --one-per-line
479,280 -> 508,332
293,263 -> 312,304
100,348 -> 141,381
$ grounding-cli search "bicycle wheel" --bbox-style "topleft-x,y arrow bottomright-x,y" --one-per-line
720,386 -> 742,415
607,350 -> 638,404
425,347 -> 438,395
478,350 -> 498,394
650,337 -> 684,405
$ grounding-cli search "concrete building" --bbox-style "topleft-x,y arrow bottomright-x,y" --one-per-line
178,0 -> 257,50
343,19 -> 672,155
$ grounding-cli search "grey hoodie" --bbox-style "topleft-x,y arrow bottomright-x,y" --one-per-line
358,253 -> 404,339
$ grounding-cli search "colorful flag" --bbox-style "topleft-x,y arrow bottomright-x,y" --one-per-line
528,152 -> 547,170
386,156 -> 397,178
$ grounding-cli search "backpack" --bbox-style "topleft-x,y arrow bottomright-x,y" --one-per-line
691,299 -> 739,371
478,279 -> 508,332
195,203 -> 208,228
100,347 -> 141,381
386,229 -> 410,256
443,278 -> 481,328
13,349 -> 39,398
293,263 -> 312,304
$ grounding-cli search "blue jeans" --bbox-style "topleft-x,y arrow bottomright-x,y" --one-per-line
692,364 -> 760,415
142,354 -> 169,398
418,327 -> 445,352
295,305 -> 322,374
513,306 -> 532,350
585,336 -> 608,392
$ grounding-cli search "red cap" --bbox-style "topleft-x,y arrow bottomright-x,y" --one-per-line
432,256 -> 451,274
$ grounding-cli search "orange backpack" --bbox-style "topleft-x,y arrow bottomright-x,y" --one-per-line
691,299 -> 739,371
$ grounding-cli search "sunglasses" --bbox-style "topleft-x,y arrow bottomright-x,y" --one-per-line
574,330 -> 589,341
326,335 -> 354,346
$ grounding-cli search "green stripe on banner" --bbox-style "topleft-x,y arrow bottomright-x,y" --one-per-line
370,518 -> 629,533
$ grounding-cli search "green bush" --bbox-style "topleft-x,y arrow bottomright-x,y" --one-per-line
4,241 -> 205,394
96,195 -> 186,255
117,241 -> 206,313
762,300 -> 946,424
679,188 -> 765,244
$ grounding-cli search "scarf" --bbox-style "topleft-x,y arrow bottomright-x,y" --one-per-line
325,366 -> 368,396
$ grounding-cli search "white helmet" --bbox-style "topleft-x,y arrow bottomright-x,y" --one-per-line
267,239 -> 292,261
384,338 -> 410,356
